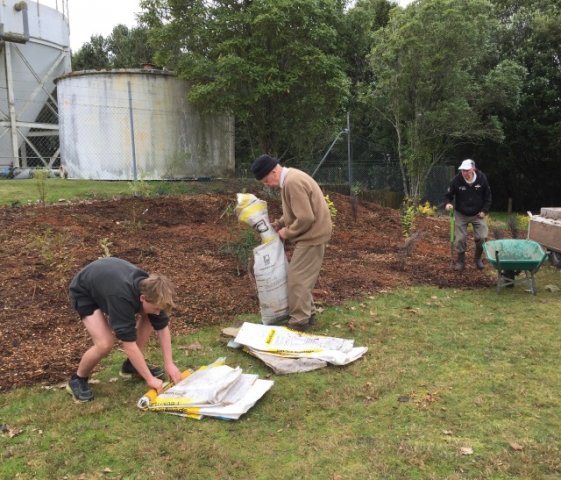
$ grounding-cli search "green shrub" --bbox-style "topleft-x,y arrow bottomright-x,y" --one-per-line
32,168 -> 50,205
219,227 -> 259,275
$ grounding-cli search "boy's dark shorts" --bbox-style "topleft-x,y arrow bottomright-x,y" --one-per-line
71,295 -> 100,319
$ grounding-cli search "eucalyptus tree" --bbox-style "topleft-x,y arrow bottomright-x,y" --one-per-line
367,0 -> 526,202
139,0 -> 351,164
343,0 -> 394,89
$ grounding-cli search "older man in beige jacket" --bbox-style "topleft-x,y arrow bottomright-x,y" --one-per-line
251,154 -> 332,331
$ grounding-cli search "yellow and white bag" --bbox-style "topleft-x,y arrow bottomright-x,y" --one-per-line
236,194 -> 289,325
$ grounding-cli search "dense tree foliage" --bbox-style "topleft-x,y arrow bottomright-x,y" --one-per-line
339,0 -> 397,168
70,0 -> 560,210
139,0 -> 351,165
469,0 -> 561,210
71,35 -> 110,71
71,25 -> 153,71
366,0 -> 526,202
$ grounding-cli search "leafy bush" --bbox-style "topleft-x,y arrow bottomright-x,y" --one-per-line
417,201 -> 436,217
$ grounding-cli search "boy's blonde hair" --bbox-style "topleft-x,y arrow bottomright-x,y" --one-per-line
139,274 -> 175,310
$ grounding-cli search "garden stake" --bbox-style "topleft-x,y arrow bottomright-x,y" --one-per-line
449,208 -> 455,265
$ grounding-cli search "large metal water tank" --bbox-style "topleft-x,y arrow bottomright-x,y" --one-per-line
0,0 -> 71,168
56,69 -> 235,180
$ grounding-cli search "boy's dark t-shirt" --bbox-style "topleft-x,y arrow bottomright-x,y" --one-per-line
69,257 -> 169,341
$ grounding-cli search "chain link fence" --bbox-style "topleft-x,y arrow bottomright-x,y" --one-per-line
20,94 -> 61,169
281,134 -> 454,209
0,87 -> 61,171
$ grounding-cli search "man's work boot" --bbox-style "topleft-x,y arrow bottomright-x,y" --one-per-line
454,252 -> 465,272
474,243 -> 485,270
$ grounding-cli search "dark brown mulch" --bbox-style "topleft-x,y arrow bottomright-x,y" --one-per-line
0,190 -> 491,390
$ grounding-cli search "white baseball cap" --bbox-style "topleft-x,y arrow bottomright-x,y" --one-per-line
458,159 -> 475,170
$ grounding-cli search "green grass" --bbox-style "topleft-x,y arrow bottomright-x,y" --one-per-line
0,178 -> 256,206
2,266 -> 561,479
0,178 -> 203,205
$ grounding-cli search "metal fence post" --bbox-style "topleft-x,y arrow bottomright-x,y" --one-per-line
127,81 -> 137,182
347,112 -> 353,195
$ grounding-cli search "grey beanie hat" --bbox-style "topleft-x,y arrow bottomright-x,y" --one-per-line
251,154 -> 279,180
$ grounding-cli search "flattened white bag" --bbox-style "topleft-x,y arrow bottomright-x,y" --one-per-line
236,194 -> 289,325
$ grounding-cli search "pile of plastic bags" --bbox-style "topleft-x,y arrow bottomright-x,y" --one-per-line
137,358 -> 273,420
228,322 -> 368,374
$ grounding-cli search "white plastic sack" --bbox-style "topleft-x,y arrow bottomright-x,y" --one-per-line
157,365 -> 243,406
236,193 -> 289,325
248,349 -> 328,374
137,358 -> 274,420
232,322 -> 368,367
252,237 -> 289,325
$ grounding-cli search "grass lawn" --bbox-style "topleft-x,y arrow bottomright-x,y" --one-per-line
2,266 -> 560,479
0,178 -> 256,206
0,178 -> 138,205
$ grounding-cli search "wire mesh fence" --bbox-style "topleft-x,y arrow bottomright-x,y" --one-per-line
0,122 -> 60,171
279,134 -> 454,209
20,95 -> 61,169
0,83 -> 61,169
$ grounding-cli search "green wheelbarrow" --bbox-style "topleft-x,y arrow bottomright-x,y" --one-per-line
483,239 -> 548,294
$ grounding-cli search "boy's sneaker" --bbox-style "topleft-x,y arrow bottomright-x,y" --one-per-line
120,359 -> 165,379
66,375 -> 94,403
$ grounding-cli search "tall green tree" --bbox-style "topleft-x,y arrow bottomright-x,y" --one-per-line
108,25 -> 154,69
367,0 -> 526,202
341,0 -> 397,164
140,0 -> 351,165
343,0 -> 394,89
471,0 -> 561,210
71,34 -> 110,71
71,26 -> 154,71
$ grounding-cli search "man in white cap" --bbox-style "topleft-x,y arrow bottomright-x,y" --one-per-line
445,159 -> 492,271
251,154 -> 332,331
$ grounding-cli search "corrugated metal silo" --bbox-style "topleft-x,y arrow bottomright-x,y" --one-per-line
56,69 -> 235,180
0,0 -> 71,168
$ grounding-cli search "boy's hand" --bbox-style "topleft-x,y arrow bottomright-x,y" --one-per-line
166,363 -> 182,385
147,376 -> 164,393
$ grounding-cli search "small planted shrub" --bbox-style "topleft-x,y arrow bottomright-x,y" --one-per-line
400,196 -> 416,239
33,168 -> 50,205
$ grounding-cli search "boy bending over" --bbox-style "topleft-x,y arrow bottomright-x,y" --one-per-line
67,257 -> 181,402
